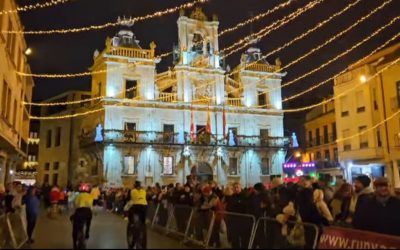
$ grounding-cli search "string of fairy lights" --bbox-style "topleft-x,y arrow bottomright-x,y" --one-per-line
225,8 -> 396,81
217,0 -> 395,102
272,0 -> 395,90
221,0 -> 325,56
1,0 -> 208,35
28,57 -> 399,120
282,31 -> 400,103
23,0 -> 393,107
336,110 -> 400,144
16,0 -> 295,79
19,0 -> 400,127
282,57 -> 400,113
0,0 -> 72,15
217,0 -> 294,37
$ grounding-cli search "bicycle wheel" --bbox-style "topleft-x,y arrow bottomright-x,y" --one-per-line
127,223 -> 135,249
77,225 -> 86,249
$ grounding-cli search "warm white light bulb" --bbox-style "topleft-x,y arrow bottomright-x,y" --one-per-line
360,75 -> 367,83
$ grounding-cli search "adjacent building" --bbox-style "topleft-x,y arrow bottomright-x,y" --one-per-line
303,99 -> 342,180
334,43 -> 400,188
0,0 -> 34,187
37,91 -> 91,187
73,9 -> 288,188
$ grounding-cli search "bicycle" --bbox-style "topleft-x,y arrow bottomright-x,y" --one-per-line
127,213 -> 146,249
75,220 -> 87,249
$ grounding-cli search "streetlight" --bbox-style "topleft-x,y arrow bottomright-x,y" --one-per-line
25,48 -> 32,56
360,75 -> 367,83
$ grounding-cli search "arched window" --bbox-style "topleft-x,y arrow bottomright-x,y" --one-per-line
192,33 -> 204,54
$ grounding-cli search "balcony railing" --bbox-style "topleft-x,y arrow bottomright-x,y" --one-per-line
306,134 -> 337,147
79,129 -> 288,148
108,47 -> 152,59
316,160 -> 341,169
159,93 -> 177,102
244,63 -> 278,73
225,98 -> 242,107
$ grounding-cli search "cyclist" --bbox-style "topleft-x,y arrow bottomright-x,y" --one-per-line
71,183 -> 93,249
127,181 -> 147,248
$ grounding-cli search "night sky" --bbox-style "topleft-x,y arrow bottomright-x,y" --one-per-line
17,0 -> 400,137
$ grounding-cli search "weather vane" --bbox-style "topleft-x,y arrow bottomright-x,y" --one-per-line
117,15 -> 135,27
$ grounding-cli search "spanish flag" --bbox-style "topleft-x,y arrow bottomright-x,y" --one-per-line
206,108 -> 212,134
190,107 -> 196,141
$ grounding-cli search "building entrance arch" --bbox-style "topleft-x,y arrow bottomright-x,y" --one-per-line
191,162 -> 213,182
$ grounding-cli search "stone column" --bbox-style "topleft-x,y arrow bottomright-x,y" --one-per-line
0,156 -> 5,187
392,160 -> 400,188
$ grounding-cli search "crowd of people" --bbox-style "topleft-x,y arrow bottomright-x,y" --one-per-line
100,174 -> 400,248
1,174 -> 400,248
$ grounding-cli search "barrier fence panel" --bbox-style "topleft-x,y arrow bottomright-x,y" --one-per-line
185,209 -> 215,248
6,210 -> 28,249
146,201 -> 158,224
250,217 -> 320,249
166,205 -> 194,238
0,214 -> 10,249
208,211 -> 256,249
151,202 -> 173,233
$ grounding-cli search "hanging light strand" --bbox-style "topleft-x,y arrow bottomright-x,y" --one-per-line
282,57 -> 400,113
278,0 -> 394,82
29,107 -> 105,120
223,0 -> 394,98
282,31 -> 400,103
2,0 -> 208,35
218,0 -> 294,37
221,0 -> 324,56
14,0 -> 296,78
0,0 -> 72,15
229,0 -> 393,80
336,109 -> 400,143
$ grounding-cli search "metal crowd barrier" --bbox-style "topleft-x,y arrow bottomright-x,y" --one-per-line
146,201 -> 158,224
0,214 -> 8,249
184,208 -> 215,248
0,210 -> 28,249
147,201 -> 320,249
151,201 -> 172,233
250,217 -> 320,249
166,205 -> 194,239
211,211 -> 257,249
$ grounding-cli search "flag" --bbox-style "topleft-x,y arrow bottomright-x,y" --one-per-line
206,108 -> 212,134
222,106 -> 227,138
190,107 -> 196,141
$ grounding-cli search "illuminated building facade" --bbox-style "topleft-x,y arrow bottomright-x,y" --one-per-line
78,9 -> 288,187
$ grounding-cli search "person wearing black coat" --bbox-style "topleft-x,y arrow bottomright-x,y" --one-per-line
353,177 -> 400,236
174,184 -> 193,233
225,182 -> 251,249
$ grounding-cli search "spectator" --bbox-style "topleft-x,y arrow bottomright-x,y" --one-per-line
329,183 -> 353,226
196,186 -> 219,244
225,182 -> 251,249
353,177 -> 400,236
41,182 -> 51,208
24,186 -> 40,244
348,175 -> 373,223
313,189 -> 333,224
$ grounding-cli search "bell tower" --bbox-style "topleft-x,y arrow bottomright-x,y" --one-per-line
175,8 -> 225,104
